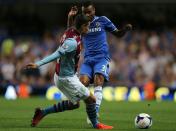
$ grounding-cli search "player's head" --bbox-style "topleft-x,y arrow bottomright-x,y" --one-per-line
82,1 -> 95,21
75,14 -> 90,34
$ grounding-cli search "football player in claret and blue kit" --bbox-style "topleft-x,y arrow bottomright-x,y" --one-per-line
25,14 -> 113,130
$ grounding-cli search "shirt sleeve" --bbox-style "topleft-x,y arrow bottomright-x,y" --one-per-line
58,38 -> 77,55
102,16 -> 117,32
35,38 -> 77,67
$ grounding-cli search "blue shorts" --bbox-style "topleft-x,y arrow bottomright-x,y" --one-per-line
80,57 -> 110,82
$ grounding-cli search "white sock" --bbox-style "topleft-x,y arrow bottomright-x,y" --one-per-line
94,86 -> 103,113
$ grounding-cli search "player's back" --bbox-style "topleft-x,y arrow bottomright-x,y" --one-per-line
55,28 -> 81,77
82,16 -> 117,60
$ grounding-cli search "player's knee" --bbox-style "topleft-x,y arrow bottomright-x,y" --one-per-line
80,75 -> 90,87
84,93 -> 96,104
94,73 -> 104,86
74,101 -> 80,109
68,101 -> 80,110
74,102 -> 80,109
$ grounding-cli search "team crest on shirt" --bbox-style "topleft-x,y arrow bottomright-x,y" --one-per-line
96,22 -> 100,28
89,22 -> 101,33
62,44 -> 68,49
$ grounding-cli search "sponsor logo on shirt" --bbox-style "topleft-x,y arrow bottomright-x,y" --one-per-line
89,27 -> 102,33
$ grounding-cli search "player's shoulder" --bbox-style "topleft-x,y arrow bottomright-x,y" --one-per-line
95,16 -> 112,24
62,38 -> 77,51
98,16 -> 110,21
64,38 -> 77,46
92,16 -> 109,23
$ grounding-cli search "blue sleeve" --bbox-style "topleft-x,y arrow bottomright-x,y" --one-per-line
102,16 -> 117,32
35,38 -> 77,67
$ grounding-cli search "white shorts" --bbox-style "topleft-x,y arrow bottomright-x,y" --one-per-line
54,73 -> 90,104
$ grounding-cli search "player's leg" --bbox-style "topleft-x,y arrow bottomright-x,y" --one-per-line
83,89 -> 113,129
80,75 -> 90,87
94,74 -> 104,113
31,74 -> 80,127
86,73 -> 103,124
80,61 -> 93,87
41,74 -> 81,115
85,58 -> 109,126
93,58 -> 110,113
68,75 -> 113,129
84,93 -> 99,127
31,101 -> 79,127
79,60 -> 97,124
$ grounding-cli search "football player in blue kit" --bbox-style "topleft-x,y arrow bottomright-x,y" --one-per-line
67,1 -> 132,123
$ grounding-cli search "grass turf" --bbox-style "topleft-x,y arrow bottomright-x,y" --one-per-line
0,97 -> 176,131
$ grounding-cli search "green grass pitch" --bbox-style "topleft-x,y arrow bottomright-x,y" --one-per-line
0,97 -> 176,131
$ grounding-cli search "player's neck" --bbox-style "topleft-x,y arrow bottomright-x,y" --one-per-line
76,28 -> 81,35
90,15 -> 95,22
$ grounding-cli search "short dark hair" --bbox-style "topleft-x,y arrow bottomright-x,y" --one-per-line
82,1 -> 94,8
75,14 -> 89,29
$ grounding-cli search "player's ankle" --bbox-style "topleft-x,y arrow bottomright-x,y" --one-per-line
94,122 -> 100,128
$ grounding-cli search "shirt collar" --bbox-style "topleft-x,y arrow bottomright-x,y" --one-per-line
91,16 -> 99,23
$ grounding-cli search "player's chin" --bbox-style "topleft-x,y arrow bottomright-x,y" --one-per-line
89,16 -> 94,21
82,32 -> 86,35
82,30 -> 89,35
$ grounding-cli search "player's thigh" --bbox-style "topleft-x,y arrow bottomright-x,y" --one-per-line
80,62 -> 93,81
55,76 -> 75,102
93,58 -> 110,82
54,73 -> 66,89
58,76 -> 90,103
69,75 -> 90,100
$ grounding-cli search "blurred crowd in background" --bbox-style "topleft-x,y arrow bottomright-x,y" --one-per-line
0,29 -> 176,90
0,1 -> 176,92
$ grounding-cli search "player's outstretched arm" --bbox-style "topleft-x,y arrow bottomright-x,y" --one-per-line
34,50 -> 61,67
112,24 -> 132,37
24,50 -> 61,69
67,6 -> 78,28
24,38 -> 77,69
24,50 -> 60,69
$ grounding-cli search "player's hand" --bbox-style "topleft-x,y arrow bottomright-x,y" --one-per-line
68,6 -> 78,18
124,24 -> 132,31
24,63 -> 38,69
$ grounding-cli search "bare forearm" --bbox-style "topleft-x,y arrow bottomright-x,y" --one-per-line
112,29 -> 127,37
67,6 -> 78,28
67,16 -> 74,28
